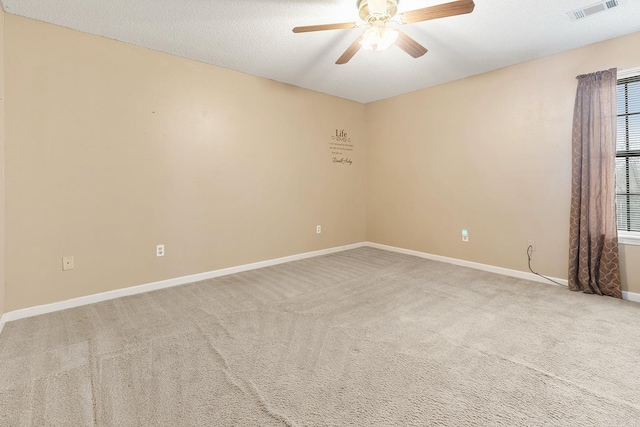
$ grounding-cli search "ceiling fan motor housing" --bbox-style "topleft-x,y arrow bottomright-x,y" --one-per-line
358,0 -> 399,21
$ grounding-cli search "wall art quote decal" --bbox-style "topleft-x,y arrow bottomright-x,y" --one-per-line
330,129 -> 354,165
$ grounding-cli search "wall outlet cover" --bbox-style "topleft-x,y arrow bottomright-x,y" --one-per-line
62,256 -> 74,271
528,240 -> 536,251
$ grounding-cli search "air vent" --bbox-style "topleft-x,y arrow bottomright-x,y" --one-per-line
568,0 -> 620,20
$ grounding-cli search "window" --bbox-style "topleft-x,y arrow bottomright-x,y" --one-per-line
616,69 -> 640,243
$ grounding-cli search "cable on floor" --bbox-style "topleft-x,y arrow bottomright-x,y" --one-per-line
527,245 -> 565,286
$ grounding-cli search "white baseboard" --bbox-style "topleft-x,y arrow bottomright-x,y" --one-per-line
622,290 -> 640,303
366,242 -> 569,286
1,240 -> 638,331
366,242 -> 640,303
0,242 -> 367,325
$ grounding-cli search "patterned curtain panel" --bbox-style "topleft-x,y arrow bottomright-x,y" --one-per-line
568,68 -> 622,298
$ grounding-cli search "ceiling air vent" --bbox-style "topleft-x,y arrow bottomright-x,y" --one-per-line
568,0 -> 620,20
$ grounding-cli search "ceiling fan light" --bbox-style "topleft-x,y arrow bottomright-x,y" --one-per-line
360,26 -> 398,51
377,27 -> 398,50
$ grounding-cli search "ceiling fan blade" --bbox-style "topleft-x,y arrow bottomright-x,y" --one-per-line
398,0 -> 475,24
293,23 -> 358,33
395,31 -> 428,58
336,37 -> 364,65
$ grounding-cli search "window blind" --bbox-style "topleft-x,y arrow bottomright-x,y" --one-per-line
616,73 -> 640,232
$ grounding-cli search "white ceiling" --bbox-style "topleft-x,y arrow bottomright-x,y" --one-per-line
1,0 -> 639,103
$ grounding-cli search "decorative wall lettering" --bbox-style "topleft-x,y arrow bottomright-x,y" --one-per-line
332,157 -> 353,165
332,129 -> 351,143
329,129 -> 354,166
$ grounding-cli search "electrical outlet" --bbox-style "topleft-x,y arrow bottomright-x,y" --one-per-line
462,229 -> 469,242
528,240 -> 536,252
62,256 -> 74,271
316,225 -> 321,234
157,244 -> 165,257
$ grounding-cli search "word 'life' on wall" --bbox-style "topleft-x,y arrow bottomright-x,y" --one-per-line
330,129 -> 354,166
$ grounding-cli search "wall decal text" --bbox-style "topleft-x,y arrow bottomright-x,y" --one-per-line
329,129 -> 354,166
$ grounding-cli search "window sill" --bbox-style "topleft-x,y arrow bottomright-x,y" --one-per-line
619,232 -> 640,246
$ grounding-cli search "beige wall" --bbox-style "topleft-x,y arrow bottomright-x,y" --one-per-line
0,8 -> 4,316
620,245 -> 640,293
3,13 -> 639,312
4,15 -> 366,311
367,31 -> 640,294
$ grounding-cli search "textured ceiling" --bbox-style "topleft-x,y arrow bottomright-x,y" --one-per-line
1,0 -> 640,103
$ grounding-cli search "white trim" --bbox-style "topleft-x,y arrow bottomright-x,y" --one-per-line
367,242 -> 640,302
617,67 -> 640,79
622,290 -> 640,303
0,242 -> 367,324
618,231 -> 640,246
366,242 -> 569,287
1,241 -> 639,332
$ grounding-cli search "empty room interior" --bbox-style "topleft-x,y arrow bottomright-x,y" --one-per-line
1,0 -> 640,425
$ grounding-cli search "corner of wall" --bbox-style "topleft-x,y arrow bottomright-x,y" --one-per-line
364,102 -> 370,243
0,6 -> 6,318
363,100 -> 378,244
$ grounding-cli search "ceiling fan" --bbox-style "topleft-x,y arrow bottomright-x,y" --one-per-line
292,0 -> 475,64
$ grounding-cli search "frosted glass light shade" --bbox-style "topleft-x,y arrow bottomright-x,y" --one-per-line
360,26 -> 398,51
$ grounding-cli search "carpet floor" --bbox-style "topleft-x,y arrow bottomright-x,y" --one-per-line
1,247 -> 640,426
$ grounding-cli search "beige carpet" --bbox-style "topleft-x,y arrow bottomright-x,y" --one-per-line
1,247 -> 640,426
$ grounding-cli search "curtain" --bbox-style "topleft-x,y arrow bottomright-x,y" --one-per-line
568,68 -> 622,298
